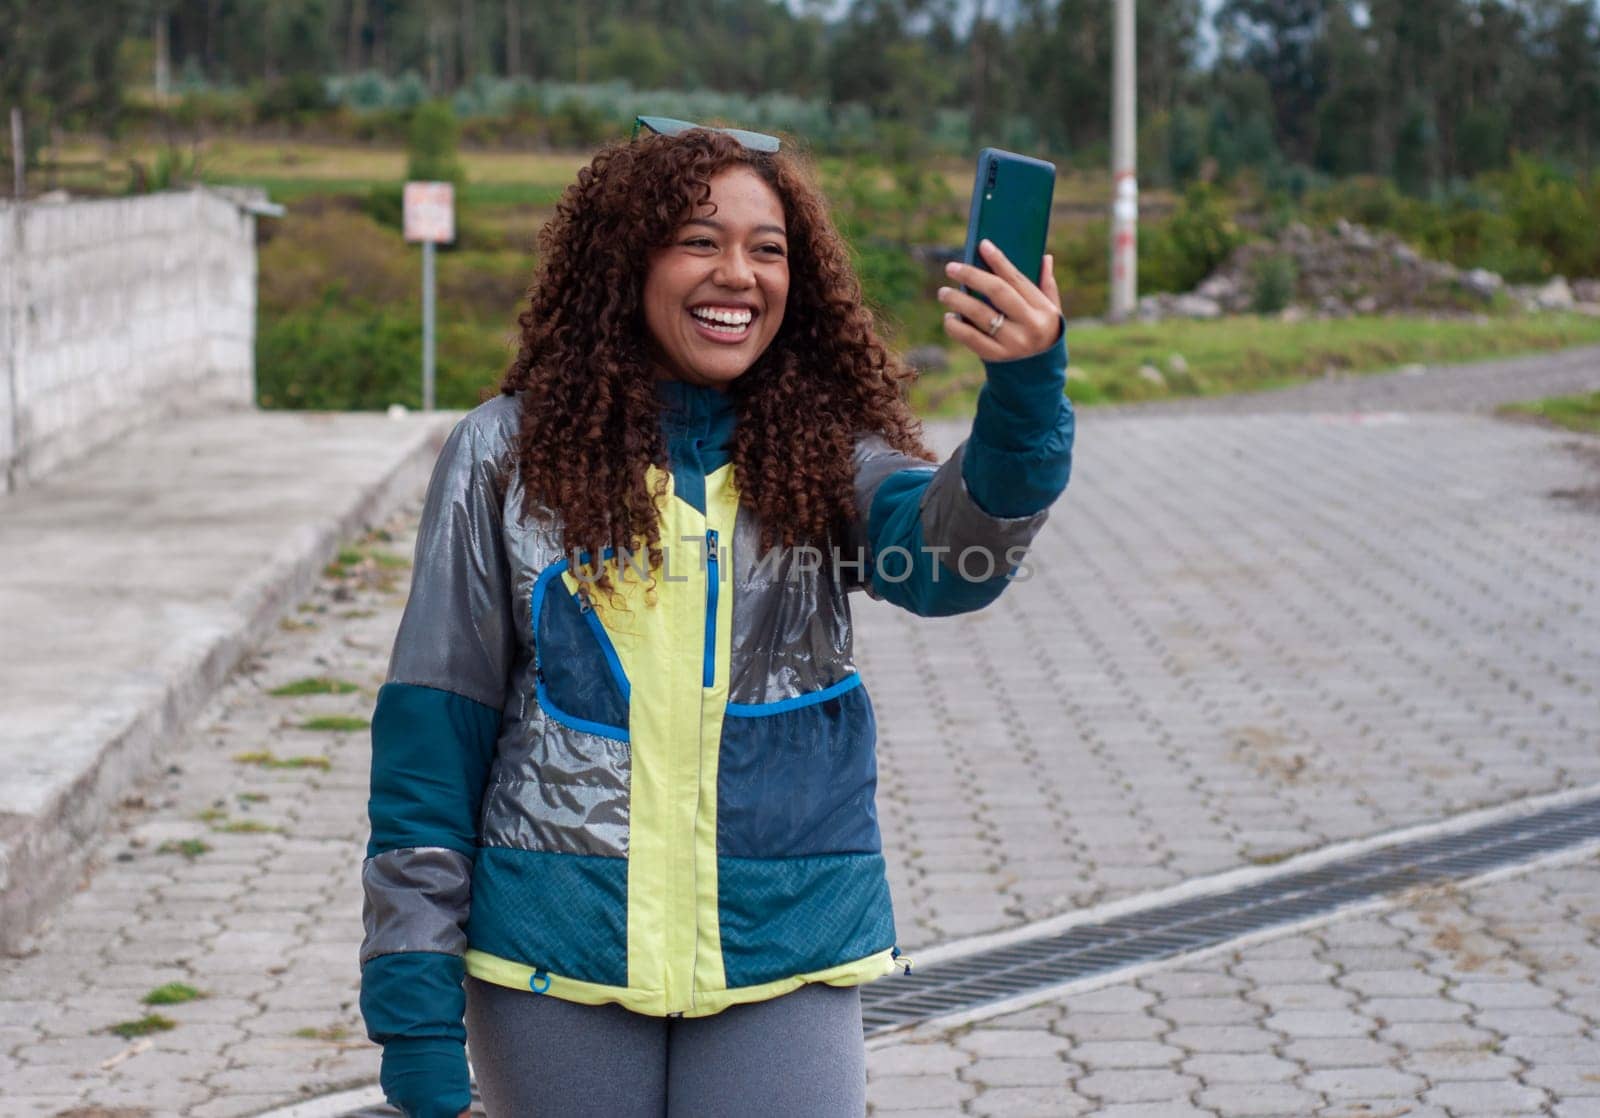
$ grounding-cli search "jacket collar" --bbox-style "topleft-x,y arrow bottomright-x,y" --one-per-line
654,378 -> 737,452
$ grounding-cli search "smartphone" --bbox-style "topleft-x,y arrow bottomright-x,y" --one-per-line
960,148 -> 1057,306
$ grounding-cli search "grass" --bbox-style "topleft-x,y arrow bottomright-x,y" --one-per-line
156,839 -> 211,859
213,819 -> 282,834
233,750 -> 333,771
325,546 -> 411,577
294,1024 -> 353,1042
108,1014 -> 177,1039
142,983 -> 203,1006
269,677 -> 361,697
1499,390 -> 1600,434
910,312 -> 1600,415
300,715 -> 371,733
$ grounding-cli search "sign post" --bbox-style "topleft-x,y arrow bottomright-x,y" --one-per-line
402,182 -> 456,411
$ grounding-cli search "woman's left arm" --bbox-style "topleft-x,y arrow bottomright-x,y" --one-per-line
846,241 -> 1073,617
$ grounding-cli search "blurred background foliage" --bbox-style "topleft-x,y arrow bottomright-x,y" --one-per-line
3,0 -> 1598,411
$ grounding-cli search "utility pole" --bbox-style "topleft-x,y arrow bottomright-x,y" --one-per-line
1109,0 -> 1137,320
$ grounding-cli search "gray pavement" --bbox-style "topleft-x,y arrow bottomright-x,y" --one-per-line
0,409 -> 453,950
2,349 -> 1598,1117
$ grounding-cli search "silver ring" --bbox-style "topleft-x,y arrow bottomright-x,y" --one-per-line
986,312 -> 1006,338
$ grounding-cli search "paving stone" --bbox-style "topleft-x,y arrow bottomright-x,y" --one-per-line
865,1042 -> 970,1077
1279,1037 -> 1398,1068
1181,1051 -> 1300,1083
966,1084 -> 1094,1117
1423,1079 -> 1551,1113
1164,1024 -> 1281,1053
1057,1012 -> 1167,1042
1471,1006 -> 1589,1036
1264,1009 -> 1375,1038
962,1055 -> 1075,1088
954,1029 -> 1069,1058
1066,1039 -> 1182,1068
866,1072 -> 977,1111
1298,1066 -> 1429,1099
1197,1082 -> 1324,1117
1378,1020 -> 1498,1050
1076,1068 -> 1202,1104
1157,996 -> 1262,1027
1522,1063 -> 1600,1096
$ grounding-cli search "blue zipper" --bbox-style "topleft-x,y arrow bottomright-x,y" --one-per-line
703,528 -> 719,688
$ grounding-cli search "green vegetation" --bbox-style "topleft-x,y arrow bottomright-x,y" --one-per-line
294,1024 -> 353,1042
913,314 -> 1600,415
1500,391 -> 1600,435
214,819 -> 281,834
233,751 -> 333,771
1251,255 -> 1298,314
156,839 -> 211,859
407,100 -> 466,185
269,677 -> 361,697
142,983 -> 203,1006
108,1014 -> 177,1039
301,715 -> 371,733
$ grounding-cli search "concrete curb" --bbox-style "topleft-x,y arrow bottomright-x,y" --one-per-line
0,410 -> 456,953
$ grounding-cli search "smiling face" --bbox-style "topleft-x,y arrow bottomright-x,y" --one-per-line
642,166 -> 790,391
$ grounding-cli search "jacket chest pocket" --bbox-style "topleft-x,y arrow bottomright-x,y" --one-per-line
530,561 -> 632,741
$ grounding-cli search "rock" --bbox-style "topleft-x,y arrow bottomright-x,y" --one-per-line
1400,363 -> 1427,376
1573,278 -> 1600,303
1138,364 -> 1167,387
1278,305 -> 1307,323
1318,296 -> 1351,318
904,345 -> 949,373
1167,353 -> 1190,376
1282,222 -> 1314,245
1195,273 -> 1237,303
1536,276 -> 1575,310
1171,293 -> 1222,320
386,403 -> 410,420
1392,244 -> 1419,265
1335,218 -> 1376,250
1137,294 -> 1167,322
1460,268 -> 1504,300
1354,295 -> 1379,315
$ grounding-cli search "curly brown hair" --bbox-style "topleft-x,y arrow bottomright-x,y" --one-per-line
500,129 -> 933,597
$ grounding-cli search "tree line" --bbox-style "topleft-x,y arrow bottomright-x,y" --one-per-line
4,0 -> 1598,188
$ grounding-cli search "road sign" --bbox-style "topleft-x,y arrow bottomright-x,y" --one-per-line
403,181 -> 455,244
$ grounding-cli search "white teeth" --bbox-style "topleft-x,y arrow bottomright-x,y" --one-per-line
690,307 -> 753,327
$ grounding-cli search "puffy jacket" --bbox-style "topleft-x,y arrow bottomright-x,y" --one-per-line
359,332 -> 1074,1118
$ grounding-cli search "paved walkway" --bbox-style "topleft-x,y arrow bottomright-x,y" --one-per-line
1,350 -> 1597,1116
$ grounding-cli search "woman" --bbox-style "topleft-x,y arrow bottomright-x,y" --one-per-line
360,122 -> 1074,1117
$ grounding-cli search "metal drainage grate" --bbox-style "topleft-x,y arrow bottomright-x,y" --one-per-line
859,794 -> 1600,1036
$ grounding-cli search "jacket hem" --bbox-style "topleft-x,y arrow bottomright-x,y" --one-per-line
463,945 -> 899,1018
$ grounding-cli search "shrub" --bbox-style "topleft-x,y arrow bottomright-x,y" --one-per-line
257,206 -> 414,315
407,101 -> 466,186
255,75 -> 331,125
1251,254 -> 1297,313
1140,183 -> 1242,294
256,301 -> 510,411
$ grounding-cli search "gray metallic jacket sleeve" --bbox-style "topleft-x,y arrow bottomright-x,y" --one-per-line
360,397 -> 519,966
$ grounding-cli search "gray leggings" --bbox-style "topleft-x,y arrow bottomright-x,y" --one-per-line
463,975 -> 867,1117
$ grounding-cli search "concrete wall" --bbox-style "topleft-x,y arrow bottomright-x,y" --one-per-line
0,189 -> 258,492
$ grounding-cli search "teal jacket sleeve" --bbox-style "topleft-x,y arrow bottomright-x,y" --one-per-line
844,325 -> 1072,616
360,401 -> 517,1118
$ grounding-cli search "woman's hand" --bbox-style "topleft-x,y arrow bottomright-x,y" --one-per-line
938,239 -> 1063,362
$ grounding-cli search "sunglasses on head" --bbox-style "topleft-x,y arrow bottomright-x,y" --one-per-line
632,115 -> 781,153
